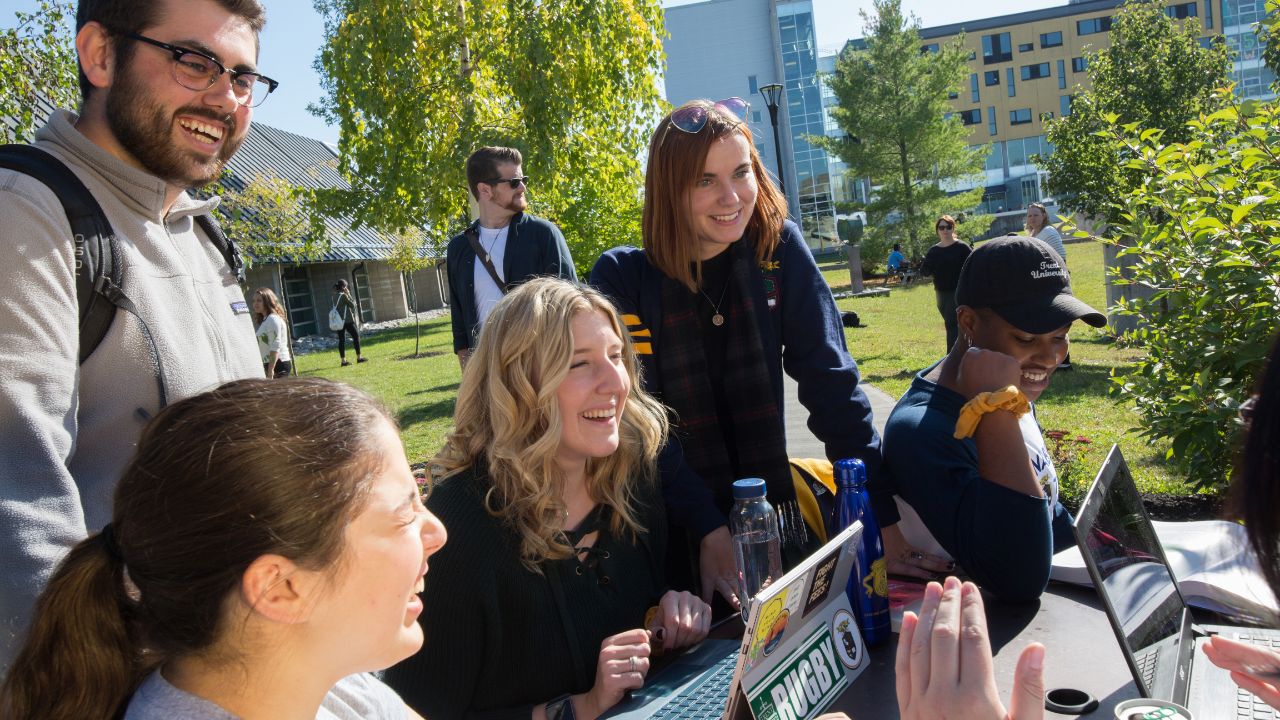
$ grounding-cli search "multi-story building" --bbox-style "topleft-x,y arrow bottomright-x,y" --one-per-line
664,0 -> 840,250
909,0 -> 1273,234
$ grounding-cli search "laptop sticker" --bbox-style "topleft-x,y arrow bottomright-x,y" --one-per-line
830,608 -> 863,670
745,578 -> 807,672
745,626 -> 850,720
801,546 -> 841,619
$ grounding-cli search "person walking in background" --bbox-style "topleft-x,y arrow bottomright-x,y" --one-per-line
920,215 -> 972,353
332,279 -> 366,367
445,146 -> 577,369
591,98 -> 887,612
1026,202 -> 1072,369
252,288 -> 292,378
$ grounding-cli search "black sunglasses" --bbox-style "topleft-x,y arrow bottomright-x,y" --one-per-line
937,223 -> 955,230
126,32 -> 278,108
485,175 -> 529,190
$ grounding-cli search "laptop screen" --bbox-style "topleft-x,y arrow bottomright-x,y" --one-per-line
1079,455 -> 1184,695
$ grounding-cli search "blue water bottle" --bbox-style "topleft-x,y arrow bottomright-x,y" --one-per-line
730,478 -> 784,620
832,458 -> 890,646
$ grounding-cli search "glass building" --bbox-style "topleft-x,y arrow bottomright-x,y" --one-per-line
777,1 -> 837,244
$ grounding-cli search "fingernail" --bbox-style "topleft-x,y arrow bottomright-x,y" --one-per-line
1027,644 -> 1045,671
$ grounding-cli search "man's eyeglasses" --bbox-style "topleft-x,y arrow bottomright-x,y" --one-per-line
126,33 -> 278,108
937,223 -> 954,231
485,175 -> 529,190
668,97 -> 750,134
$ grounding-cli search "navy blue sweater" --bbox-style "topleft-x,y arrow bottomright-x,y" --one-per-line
590,221 -> 887,540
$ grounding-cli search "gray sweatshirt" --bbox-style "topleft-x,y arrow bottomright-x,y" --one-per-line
0,111 -> 264,672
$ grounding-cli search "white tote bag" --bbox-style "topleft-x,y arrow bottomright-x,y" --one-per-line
328,302 -> 345,331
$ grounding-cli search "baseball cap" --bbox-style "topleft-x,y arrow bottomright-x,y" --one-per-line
954,234 -> 1106,334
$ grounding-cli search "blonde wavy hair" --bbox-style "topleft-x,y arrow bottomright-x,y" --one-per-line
433,278 -> 669,570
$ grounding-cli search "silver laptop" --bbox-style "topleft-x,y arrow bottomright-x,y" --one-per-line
604,521 -> 870,720
1073,444 -> 1280,720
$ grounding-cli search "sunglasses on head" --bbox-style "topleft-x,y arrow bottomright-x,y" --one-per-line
485,175 -> 529,190
937,223 -> 954,230
669,97 -> 750,134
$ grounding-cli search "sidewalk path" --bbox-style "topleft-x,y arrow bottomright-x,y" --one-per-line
783,375 -> 896,459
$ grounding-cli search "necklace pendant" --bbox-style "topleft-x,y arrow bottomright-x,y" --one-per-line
712,313 -> 725,327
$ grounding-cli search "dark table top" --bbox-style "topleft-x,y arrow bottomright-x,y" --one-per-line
826,581 -> 1141,718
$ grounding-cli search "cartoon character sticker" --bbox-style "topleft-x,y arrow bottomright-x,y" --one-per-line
744,576 -> 807,672
831,608 -> 863,670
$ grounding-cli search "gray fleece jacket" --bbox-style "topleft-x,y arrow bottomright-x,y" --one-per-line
0,111 -> 263,672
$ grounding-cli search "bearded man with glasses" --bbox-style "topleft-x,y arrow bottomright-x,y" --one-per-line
447,146 -> 578,368
0,0 -> 271,674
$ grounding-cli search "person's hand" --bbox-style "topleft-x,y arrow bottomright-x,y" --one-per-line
699,526 -> 741,609
955,347 -> 1023,400
882,523 -> 953,580
1205,635 -> 1280,710
896,577 -> 1045,720
648,590 -> 712,652
580,628 -> 651,719
456,348 -> 471,370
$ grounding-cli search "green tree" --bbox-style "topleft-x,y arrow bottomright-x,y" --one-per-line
815,0 -> 989,261
1107,91 -> 1280,490
0,0 -> 77,144
214,171 -> 327,264
386,226 -> 438,357
310,0 -> 665,276
1042,0 -> 1229,225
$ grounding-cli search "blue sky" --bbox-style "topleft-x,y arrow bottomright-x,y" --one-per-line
5,0 -> 1061,145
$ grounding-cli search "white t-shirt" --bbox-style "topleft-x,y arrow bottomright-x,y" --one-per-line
1035,225 -> 1066,259
472,224 -> 509,327
255,313 -> 292,363
124,669 -> 405,719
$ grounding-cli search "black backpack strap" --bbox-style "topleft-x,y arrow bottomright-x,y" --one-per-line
0,144 -> 169,407
194,213 -> 245,285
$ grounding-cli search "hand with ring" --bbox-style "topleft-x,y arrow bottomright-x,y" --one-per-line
882,523 -> 954,580
580,628 -> 651,718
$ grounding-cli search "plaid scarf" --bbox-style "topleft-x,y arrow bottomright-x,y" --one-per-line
658,241 -> 797,521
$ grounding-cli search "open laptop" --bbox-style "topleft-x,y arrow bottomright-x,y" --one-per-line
1073,444 -> 1280,720
604,520 -> 870,720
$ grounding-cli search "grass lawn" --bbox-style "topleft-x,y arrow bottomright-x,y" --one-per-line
300,239 -> 1196,506
825,239 -> 1192,504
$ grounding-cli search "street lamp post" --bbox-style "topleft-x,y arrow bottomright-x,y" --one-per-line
758,83 -> 786,198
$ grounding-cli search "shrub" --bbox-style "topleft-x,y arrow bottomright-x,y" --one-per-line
1106,90 -> 1280,490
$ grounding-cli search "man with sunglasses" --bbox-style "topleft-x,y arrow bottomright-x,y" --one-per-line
0,0 -> 270,673
447,146 -> 577,367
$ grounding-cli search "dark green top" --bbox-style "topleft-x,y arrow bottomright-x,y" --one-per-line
384,465 -> 666,719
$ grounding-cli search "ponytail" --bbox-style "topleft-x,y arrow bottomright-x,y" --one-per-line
1,531 -> 146,720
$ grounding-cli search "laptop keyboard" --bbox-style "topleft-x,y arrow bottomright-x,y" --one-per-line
1233,634 -> 1280,718
649,651 -> 738,719
1134,646 -> 1159,690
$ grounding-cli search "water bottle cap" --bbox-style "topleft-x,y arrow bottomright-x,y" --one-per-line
834,458 -> 867,487
732,478 -> 767,499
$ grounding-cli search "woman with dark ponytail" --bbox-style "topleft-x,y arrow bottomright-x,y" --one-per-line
1,378 -> 445,720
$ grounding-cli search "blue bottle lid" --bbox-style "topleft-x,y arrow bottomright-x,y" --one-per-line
732,477 -> 767,499
834,458 -> 867,488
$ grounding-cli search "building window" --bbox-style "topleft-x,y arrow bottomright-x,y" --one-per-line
749,75 -> 758,94
984,70 -> 1000,86
1077,16 -> 1112,35
1166,2 -> 1198,19
970,73 -> 980,102
958,109 -> 982,125
1205,0 -> 1213,29
968,50 -> 977,60
922,43 -> 940,53
982,32 -> 1012,64
988,106 -> 997,136
1041,111 -> 1054,122
1018,42 -> 1034,52
1010,108 -> 1032,125
1060,94 -> 1072,117
1021,62 -> 1051,80
1057,59 -> 1066,89
1040,31 -> 1063,48
753,110 -> 762,123
1071,56 -> 1088,73
1007,67 -> 1016,97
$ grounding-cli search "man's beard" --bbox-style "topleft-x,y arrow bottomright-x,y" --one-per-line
105,66 -> 243,188
502,192 -> 527,215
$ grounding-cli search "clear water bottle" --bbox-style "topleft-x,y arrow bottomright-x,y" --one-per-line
730,478 -> 783,619
832,458 -> 890,646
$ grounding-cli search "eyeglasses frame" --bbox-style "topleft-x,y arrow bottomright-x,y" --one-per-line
125,32 -> 279,108
484,175 -> 529,190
